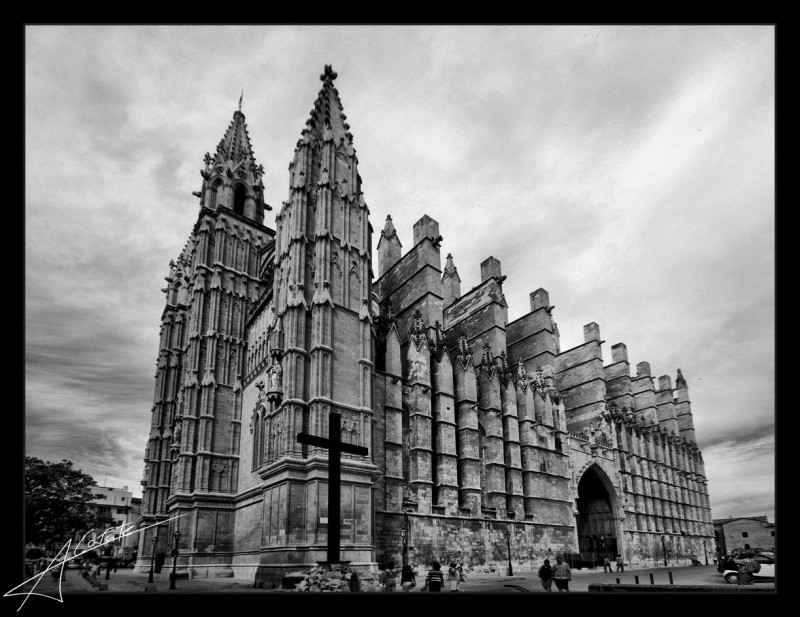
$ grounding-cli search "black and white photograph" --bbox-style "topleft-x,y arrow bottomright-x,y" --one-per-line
20,24 -> 775,603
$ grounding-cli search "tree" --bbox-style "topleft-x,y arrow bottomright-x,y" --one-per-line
25,457 -> 115,552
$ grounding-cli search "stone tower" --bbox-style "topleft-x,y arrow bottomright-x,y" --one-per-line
138,104 -> 274,561
236,65 -> 379,585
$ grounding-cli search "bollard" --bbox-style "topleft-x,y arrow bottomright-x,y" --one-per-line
669,572 -> 673,585
649,573 -> 654,585
634,576 -> 639,584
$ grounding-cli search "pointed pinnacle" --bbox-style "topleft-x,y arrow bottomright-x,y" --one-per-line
320,64 -> 338,82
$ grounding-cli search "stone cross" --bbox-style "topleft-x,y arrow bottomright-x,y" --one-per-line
297,411 -> 368,565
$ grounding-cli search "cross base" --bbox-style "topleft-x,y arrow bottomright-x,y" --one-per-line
316,560 -> 351,570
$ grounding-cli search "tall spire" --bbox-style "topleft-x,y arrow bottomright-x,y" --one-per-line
198,104 -> 266,220
210,107 -> 259,171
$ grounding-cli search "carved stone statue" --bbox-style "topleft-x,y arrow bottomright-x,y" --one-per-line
269,357 -> 283,391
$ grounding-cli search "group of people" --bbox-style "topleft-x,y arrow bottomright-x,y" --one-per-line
602,554 -> 625,573
537,556 -> 572,592
379,560 -> 466,592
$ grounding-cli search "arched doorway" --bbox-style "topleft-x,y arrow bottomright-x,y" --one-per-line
575,465 -> 620,562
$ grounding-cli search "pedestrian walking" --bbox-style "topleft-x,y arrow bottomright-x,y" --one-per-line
400,564 -> 416,591
603,555 -> 611,572
538,558 -> 554,592
382,561 -> 397,592
424,561 -> 444,592
615,554 -> 624,572
734,550 -> 760,585
448,561 -> 460,592
552,556 -> 571,592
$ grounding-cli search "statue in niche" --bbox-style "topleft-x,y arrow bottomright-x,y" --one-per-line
269,357 -> 283,391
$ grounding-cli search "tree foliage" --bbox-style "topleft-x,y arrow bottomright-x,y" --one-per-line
25,457 -> 115,550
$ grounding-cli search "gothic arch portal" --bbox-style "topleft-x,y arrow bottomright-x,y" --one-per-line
575,464 -> 623,560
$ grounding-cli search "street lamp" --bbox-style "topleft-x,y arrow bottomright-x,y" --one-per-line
148,532 -> 158,584
660,534 -> 668,567
505,529 -> 513,576
400,528 -> 408,569
169,530 -> 182,590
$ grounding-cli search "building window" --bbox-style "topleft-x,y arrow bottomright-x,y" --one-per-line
117,508 -> 126,514
771,531 -> 775,537
121,497 -> 125,502
742,532 -> 749,538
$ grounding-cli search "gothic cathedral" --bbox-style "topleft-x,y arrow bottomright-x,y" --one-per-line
137,66 -> 715,586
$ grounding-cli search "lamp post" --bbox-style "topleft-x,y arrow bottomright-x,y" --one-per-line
505,529 -> 513,576
148,532 -> 158,584
169,530 -> 181,590
400,528 -> 408,570
660,534 -> 668,567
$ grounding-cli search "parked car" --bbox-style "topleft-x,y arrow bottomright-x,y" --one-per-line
721,553 -> 775,584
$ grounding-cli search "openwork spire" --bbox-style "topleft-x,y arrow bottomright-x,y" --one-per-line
203,104 -> 264,188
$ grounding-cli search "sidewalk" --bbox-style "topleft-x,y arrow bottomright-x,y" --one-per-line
12,564 -> 772,595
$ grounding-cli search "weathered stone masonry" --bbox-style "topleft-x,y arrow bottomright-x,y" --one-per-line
136,65 -> 715,586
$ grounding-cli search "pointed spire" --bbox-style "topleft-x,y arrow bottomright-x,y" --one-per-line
409,309 -> 427,350
480,343 -> 496,379
430,320 -> 447,362
205,106 -> 264,189
676,368 -> 687,389
456,334 -> 473,369
498,350 -> 511,385
442,253 -> 462,307
515,361 -> 529,391
443,253 -> 459,278
298,64 -> 353,150
378,214 -> 403,276
381,214 -> 399,242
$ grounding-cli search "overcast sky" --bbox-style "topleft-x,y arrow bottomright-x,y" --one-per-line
25,25 -> 774,525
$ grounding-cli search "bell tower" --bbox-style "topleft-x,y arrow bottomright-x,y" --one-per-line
138,103 -> 275,569
247,65 -> 379,582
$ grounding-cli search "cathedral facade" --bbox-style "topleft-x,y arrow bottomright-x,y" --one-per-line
136,66 -> 715,586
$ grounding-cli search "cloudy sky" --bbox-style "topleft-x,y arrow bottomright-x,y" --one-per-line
25,25 -> 774,524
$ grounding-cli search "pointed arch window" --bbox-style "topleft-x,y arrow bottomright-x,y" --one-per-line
170,281 -> 185,306
211,179 -> 225,209
402,405 -> 411,484
233,184 -> 246,216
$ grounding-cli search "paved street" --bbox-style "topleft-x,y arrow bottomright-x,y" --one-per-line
12,563 -> 774,597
